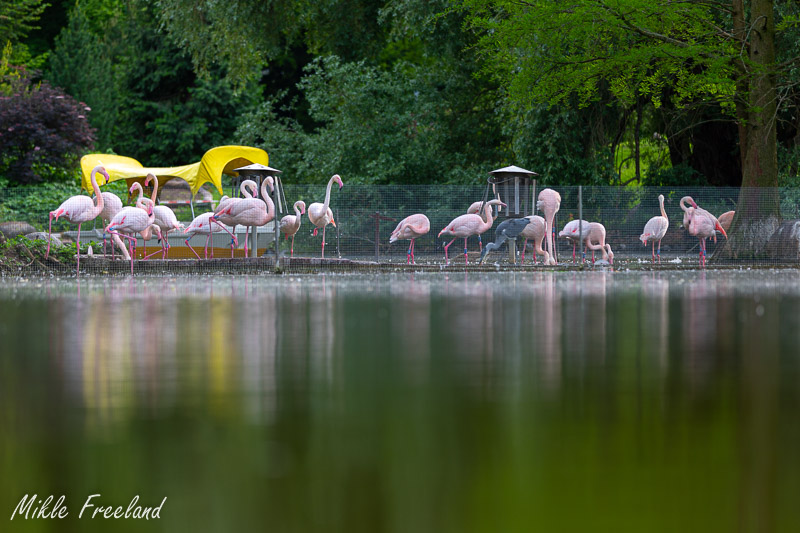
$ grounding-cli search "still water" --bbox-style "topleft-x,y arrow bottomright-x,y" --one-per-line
1,271 -> 799,532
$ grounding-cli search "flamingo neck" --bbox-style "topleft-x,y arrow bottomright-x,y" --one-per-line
90,168 -> 105,213
149,175 -> 159,203
322,175 -> 337,211
294,203 -> 303,218
260,179 -> 275,220
132,183 -> 144,205
659,196 -> 667,220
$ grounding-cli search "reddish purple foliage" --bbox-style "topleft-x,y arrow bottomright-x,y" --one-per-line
0,70 -> 95,184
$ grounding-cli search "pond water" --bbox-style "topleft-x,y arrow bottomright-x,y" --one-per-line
1,271 -> 799,532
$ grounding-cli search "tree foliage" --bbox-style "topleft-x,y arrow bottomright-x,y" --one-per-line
0,67 -> 95,184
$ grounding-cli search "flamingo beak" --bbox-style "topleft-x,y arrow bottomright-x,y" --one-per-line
716,222 -> 728,239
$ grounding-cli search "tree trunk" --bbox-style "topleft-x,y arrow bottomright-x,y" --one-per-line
715,0 -> 781,262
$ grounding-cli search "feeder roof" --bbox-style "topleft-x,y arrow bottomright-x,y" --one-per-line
233,163 -> 282,174
488,165 -> 538,175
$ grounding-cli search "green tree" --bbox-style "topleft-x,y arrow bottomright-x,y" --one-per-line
458,0 -> 787,259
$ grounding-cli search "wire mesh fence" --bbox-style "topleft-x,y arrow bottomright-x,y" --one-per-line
0,181 -> 796,272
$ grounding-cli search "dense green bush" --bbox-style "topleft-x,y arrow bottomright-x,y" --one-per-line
0,69 -> 95,184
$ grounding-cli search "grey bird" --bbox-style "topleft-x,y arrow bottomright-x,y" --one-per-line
479,218 -> 533,264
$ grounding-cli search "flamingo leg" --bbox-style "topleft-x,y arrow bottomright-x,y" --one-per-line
76,223 -> 82,276
205,234 -> 211,259
463,238 -> 469,265
212,218 -> 238,247
572,244 -> 576,263
444,238 -> 456,265
478,234 -> 482,252
185,238 -> 202,260
291,234 -> 295,257
46,212 -> 54,259
313,227 -> 318,237
244,230 -> 249,258
407,241 -> 412,264
657,240 -> 661,264
411,239 -> 416,264
652,241 -> 656,263
521,239 -> 528,264
321,225 -> 326,258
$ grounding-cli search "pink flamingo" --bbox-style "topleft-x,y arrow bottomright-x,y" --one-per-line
718,210 -> 735,234
520,215 -> 551,265
140,174 -> 184,259
389,214 -> 430,264
680,196 -> 695,230
212,179 -> 259,252
537,188 -> 561,264
183,212 -> 231,259
558,220 -> 589,263
467,200 -> 499,251
96,182 -> 124,259
46,165 -> 109,275
583,222 -> 614,264
279,200 -> 307,258
681,197 -> 727,267
438,199 -> 506,265
558,219 -> 590,262
307,174 -> 344,258
211,177 -> 275,258
105,196 -> 159,275
640,194 -> 669,263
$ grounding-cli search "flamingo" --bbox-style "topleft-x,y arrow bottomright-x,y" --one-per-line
105,197 -> 159,275
211,177 -> 275,258
279,201 -> 307,258
140,174 -> 184,259
520,215 -> 550,265
438,199 -> 506,265
718,210 -> 735,233
680,196 -> 728,266
558,219 -> 591,262
537,188 -> 561,264
583,222 -> 614,264
95,180 -> 124,259
307,174 -> 344,258
640,194 -> 669,263
389,214 -> 430,264
46,165 -> 109,275
467,200 -> 499,251
184,212 -> 232,260
213,179 -> 259,251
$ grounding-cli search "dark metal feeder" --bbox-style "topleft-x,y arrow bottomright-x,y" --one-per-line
481,165 -> 538,263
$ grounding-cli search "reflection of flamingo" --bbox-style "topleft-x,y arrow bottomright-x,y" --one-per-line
105,196 -> 157,275
183,212 -> 230,259
279,200 -> 306,258
390,214 -> 430,264
718,210 -> 735,233
142,174 -> 184,259
46,165 -> 109,276
583,222 -> 614,264
438,199 -> 505,265
521,215 -> 550,265
559,219 -> 590,262
537,188 -> 561,264
211,177 -> 275,258
640,194 -> 669,263
308,174 -> 343,258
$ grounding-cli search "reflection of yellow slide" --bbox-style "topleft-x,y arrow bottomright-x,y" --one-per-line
80,145 -> 269,197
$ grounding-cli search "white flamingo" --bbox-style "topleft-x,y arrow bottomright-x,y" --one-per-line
105,196 -> 159,275
211,177 -> 275,258
183,212 -> 231,260
307,174 -> 343,258
46,165 -> 109,275
279,200 -> 307,258
140,174 -> 184,259
389,213 -> 430,264
640,194 -> 669,263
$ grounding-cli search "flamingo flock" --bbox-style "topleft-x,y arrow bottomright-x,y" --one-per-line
43,167 -> 734,273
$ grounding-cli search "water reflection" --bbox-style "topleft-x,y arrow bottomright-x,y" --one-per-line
1,271 -> 799,532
